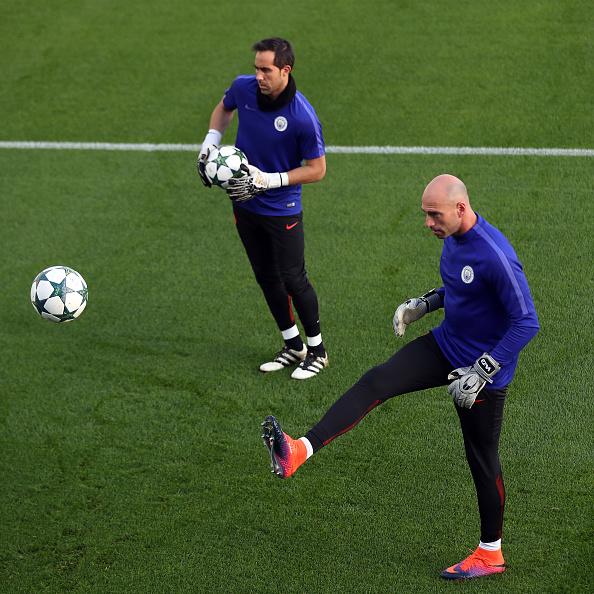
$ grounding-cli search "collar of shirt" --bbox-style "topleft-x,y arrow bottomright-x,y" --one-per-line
451,213 -> 484,244
257,74 -> 297,111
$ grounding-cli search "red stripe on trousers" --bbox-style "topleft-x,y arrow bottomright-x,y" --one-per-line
496,473 -> 505,504
495,473 -> 505,538
323,400 -> 382,446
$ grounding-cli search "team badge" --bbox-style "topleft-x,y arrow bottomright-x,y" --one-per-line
461,265 -> 474,284
274,116 -> 288,132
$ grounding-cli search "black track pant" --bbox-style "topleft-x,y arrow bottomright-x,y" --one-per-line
234,206 -> 321,338
305,333 -> 507,542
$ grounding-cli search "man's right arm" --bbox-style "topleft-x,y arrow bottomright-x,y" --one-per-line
197,100 -> 235,187
393,288 -> 444,337
208,99 -> 235,136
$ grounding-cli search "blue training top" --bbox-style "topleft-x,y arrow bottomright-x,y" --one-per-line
222,75 -> 325,216
432,214 -> 540,389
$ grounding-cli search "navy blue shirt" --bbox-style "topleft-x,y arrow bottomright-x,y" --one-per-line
223,75 -> 325,216
432,214 -> 540,389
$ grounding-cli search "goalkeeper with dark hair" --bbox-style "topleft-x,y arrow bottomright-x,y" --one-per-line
262,174 -> 540,580
197,38 -> 328,380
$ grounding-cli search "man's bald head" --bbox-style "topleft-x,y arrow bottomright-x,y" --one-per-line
422,174 -> 469,206
421,174 -> 476,239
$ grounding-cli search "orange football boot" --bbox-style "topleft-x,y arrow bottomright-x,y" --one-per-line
441,546 -> 505,580
261,415 -> 307,478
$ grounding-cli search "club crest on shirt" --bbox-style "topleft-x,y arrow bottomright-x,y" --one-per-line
274,116 -> 288,132
461,265 -> 474,284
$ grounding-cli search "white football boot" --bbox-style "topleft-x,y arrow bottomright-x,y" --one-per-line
291,351 -> 329,380
260,346 -> 307,373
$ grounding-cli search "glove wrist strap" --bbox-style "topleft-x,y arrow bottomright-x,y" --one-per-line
267,172 -> 289,189
474,353 -> 500,382
421,288 -> 443,313
202,129 -> 222,149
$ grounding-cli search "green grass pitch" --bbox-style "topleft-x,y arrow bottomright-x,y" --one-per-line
1,1 -> 593,592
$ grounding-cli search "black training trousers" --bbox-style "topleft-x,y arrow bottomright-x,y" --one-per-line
234,205 -> 321,338
305,332 -> 507,542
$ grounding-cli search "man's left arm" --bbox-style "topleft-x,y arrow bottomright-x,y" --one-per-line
487,257 -> 540,367
285,155 -> 326,185
227,156 -> 325,201
448,256 -> 540,408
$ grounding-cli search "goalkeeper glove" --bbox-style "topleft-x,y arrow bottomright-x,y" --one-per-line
447,353 -> 501,408
393,289 -> 442,337
226,165 -> 289,202
197,129 -> 222,188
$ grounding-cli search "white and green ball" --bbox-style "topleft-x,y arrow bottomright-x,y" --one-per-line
31,266 -> 88,323
204,145 -> 249,188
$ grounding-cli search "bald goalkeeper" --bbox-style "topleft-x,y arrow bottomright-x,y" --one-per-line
261,174 -> 540,580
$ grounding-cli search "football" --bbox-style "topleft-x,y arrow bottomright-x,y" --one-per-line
204,145 -> 249,188
31,266 -> 88,323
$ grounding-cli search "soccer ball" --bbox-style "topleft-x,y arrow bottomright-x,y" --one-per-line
31,266 -> 88,323
204,145 -> 249,188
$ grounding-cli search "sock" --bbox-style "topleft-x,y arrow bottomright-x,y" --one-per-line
282,325 -> 303,352
306,333 -> 325,357
479,539 -> 501,552
299,437 -> 313,460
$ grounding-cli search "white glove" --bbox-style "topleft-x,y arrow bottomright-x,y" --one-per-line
447,353 -> 501,408
393,298 -> 427,337
393,289 -> 442,337
197,129 -> 222,187
227,165 -> 289,202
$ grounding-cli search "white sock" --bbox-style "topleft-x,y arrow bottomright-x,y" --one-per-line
281,325 -> 300,341
306,333 -> 322,348
299,437 -> 313,459
479,539 -> 501,551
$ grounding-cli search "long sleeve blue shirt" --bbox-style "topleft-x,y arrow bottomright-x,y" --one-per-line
223,75 -> 325,216
431,214 -> 540,389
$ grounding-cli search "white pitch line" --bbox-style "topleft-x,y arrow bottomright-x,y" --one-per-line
328,145 -> 594,157
0,141 -> 592,157
0,141 -> 197,152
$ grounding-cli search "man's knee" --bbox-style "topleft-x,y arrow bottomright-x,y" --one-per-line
253,268 -> 282,289
281,269 -> 311,296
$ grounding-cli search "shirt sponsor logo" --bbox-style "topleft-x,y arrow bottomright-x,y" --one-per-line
461,265 -> 474,284
274,116 -> 288,132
